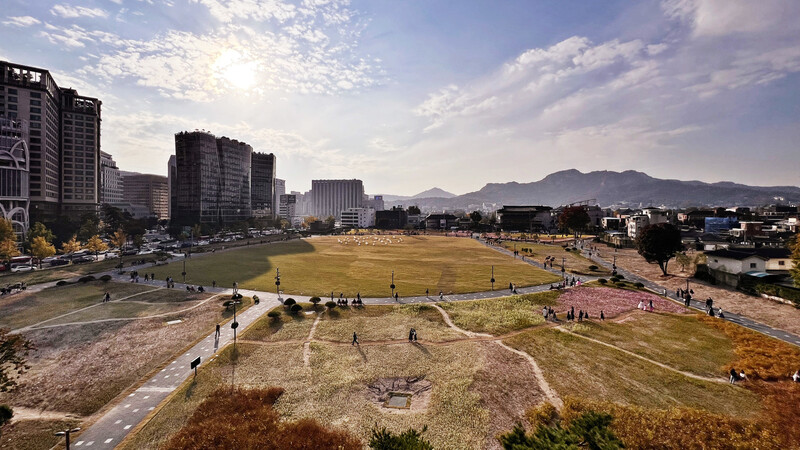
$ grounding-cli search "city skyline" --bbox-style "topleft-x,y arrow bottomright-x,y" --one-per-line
2,0 -> 799,195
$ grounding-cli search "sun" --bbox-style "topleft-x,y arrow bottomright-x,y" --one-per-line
213,49 -> 258,91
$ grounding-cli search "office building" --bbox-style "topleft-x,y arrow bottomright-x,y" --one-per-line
167,155 -> 176,220
251,152 -> 275,217
122,173 -> 169,219
1,60 -> 101,221
172,130 -> 252,225
311,179 -> 363,219
0,117 -> 29,239
100,151 -> 123,205
496,205 -> 554,232
363,195 -> 385,211
278,194 -> 296,221
341,207 -> 375,228
375,207 -> 408,229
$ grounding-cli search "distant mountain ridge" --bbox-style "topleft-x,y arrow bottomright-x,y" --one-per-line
384,170 -> 800,209
379,187 -> 456,202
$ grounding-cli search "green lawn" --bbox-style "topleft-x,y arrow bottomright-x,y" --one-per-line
567,313 -> 736,378
0,281 -> 155,329
148,236 -> 560,297
438,291 -> 559,335
504,328 -> 758,417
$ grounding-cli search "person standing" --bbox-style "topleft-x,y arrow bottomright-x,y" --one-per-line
439,291 -> 443,300
352,332 -> 359,346
600,310 -> 605,321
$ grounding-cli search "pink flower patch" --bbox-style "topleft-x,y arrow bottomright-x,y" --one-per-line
555,287 -> 686,318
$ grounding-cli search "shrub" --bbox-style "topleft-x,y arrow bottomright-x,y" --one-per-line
501,404 -> 622,449
164,387 -> 361,450
78,275 -> 96,283
588,265 -> 598,271
290,303 -> 303,314
325,301 -> 337,309
634,282 -> 644,288
598,279 -> 608,285
616,274 -> 625,280
310,296 -> 321,306
99,274 -> 112,282
369,426 -> 432,450
56,280 -> 69,286
283,298 -> 296,307
564,247 -> 572,252
267,310 -> 281,319
231,293 -> 243,300
0,405 -> 12,428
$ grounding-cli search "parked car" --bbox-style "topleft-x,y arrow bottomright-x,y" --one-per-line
121,249 -> 138,256
10,264 -> 36,273
49,259 -> 69,267
42,256 -> 60,264
104,252 -> 119,259
72,256 -> 93,264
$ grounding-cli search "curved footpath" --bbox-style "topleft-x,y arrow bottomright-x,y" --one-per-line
17,238 -> 799,448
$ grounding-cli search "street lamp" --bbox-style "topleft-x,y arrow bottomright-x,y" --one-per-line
490,265 -> 495,291
390,270 -> 395,298
182,258 -> 186,284
612,254 -> 617,276
55,427 -> 81,450
231,300 -> 239,345
562,257 -> 566,280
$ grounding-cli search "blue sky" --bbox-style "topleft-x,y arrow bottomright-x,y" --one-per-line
2,0 -> 799,195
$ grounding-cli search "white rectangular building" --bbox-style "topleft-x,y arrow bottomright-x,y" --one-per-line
341,207 -> 375,228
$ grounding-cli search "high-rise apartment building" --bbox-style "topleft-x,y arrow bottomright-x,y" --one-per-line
167,155 -> 176,220
0,61 -> 101,221
173,131 -> 252,225
122,173 -> 169,219
311,179 -> 363,219
251,152 -> 275,218
100,151 -> 122,205
0,117 -> 29,239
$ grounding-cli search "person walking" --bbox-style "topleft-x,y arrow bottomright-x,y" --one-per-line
439,291 -> 443,301
352,332 -> 359,346
394,292 -> 399,302
600,310 -> 605,321
425,288 -> 429,297
103,292 -> 111,303
212,280 -> 216,288
409,328 -> 415,342
215,323 -> 220,338
413,328 -> 418,342
648,299 -> 654,312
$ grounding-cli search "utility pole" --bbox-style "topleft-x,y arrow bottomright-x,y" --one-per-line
55,427 -> 81,450
390,270 -> 395,298
490,265 -> 495,291
182,258 -> 186,284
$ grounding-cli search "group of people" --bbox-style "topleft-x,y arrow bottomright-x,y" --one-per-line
350,328 -> 420,346
509,283 -> 518,294
0,282 -> 25,296
566,306 -> 590,322
729,368 -> 747,384
793,369 -> 800,383
637,299 -> 655,312
165,276 -> 175,288
102,291 -> 111,303
185,285 -> 205,293
333,292 -> 364,306
677,288 -> 693,307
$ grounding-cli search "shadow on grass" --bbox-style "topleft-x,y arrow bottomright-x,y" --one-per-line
356,345 -> 367,362
412,342 -> 431,357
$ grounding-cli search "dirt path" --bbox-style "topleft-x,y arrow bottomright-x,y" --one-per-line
431,304 -> 563,408
8,406 -> 82,423
303,312 -> 323,368
555,327 -> 727,383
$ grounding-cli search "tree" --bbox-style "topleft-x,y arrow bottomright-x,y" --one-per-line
110,228 -> 127,250
302,216 -> 319,229
25,222 -> 54,253
0,239 -> 20,262
132,234 -> 145,249
30,236 -> 55,268
470,211 -> 482,224
635,223 -> 683,276
369,426 -> 433,450
407,205 -> 421,215
0,404 -> 12,432
558,206 -> 591,238
675,252 -> 692,273
84,234 -> 108,259
101,204 -> 126,234
325,215 -> 336,228
77,214 -> 100,242
61,235 -> 82,260
498,411 -> 623,450
0,328 -> 34,392
0,219 -> 14,242
790,232 -> 800,287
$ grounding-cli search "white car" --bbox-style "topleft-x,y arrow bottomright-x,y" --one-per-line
10,264 -> 36,273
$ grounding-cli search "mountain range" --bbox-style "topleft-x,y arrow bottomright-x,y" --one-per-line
384,170 -> 800,209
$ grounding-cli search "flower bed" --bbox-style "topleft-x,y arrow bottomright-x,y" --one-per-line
555,287 -> 686,318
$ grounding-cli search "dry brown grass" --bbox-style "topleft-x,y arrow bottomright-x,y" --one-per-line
0,418 -> 82,450
696,314 -> 800,380
606,247 -> 800,336
314,304 -> 464,343
164,387 -> 362,450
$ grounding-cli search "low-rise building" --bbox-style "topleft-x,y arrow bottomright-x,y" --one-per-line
375,207 -> 407,229
341,207 -> 375,228
425,213 -> 458,230
496,205 -> 553,231
626,215 -> 649,239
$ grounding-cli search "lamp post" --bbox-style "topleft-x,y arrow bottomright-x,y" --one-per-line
55,427 -> 81,450
490,265 -> 495,291
275,268 -> 281,302
231,300 -> 238,345
612,254 -> 617,276
390,270 -> 395,298
562,257 -> 566,280
182,258 -> 186,284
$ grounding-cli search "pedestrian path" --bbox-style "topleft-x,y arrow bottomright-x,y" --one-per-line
70,289 -> 280,449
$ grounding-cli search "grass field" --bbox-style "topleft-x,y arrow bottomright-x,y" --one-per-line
0,281 -> 156,329
438,291 -> 559,335
499,241 -> 611,276
148,236 -> 560,297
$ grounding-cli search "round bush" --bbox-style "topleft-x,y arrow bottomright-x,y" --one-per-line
231,293 -> 243,300
588,265 -> 598,271
325,301 -> 337,309
290,303 -> 303,313
616,274 -> 625,280
99,274 -> 112,282
267,310 -> 281,319
634,282 -> 645,288
283,298 -> 296,307
598,278 -> 608,285
310,296 -> 321,305
79,275 -> 96,283
56,280 -> 69,286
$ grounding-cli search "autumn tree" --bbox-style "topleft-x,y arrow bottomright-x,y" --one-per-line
30,236 -> 56,268
61,235 -> 82,261
302,215 -> 318,229
635,223 -> 683,276
0,219 -> 13,242
25,222 -> 54,252
0,239 -> 20,263
84,234 -> 109,259
325,215 -> 336,228
790,232 -> 800,287
558,206 -> 591,238
110,228 -> 127,250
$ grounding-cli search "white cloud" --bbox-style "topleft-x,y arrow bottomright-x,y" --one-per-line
51,4 -> 109,19
662,0 -> 800,37
2,16 -> 41,27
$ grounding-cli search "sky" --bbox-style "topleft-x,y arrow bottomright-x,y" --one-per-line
2,0 -> 800,196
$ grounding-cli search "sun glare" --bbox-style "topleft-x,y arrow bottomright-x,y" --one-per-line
213,49 -> 258,91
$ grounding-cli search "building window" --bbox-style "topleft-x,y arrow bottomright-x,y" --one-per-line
750,263 -> 757,269
779,261 -> 785,266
